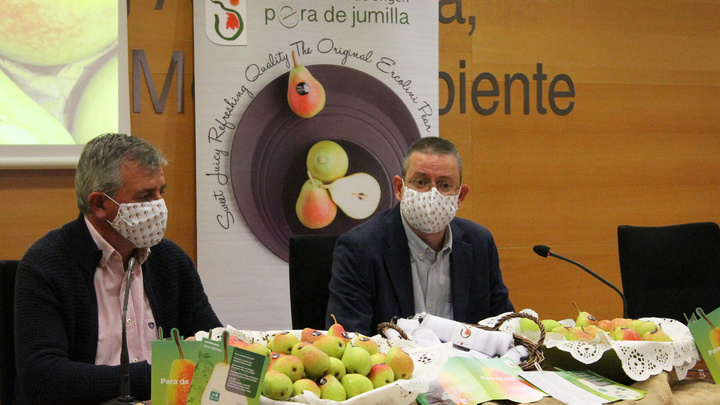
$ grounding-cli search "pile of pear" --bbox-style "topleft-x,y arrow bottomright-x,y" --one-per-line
232,318 -> 415,401
296,140 -> 381,229
519,303 -> 674,343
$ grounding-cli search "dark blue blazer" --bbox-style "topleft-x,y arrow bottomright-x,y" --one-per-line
326,204 -> 514,336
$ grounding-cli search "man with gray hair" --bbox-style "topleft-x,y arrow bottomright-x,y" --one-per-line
14,133 -> 221,404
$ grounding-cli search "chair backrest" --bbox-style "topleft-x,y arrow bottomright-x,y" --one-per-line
617,222 -> 720,322
288,234 -> 339,330
0,260 -> 19,405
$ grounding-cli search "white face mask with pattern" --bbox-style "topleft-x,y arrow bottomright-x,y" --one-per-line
105,194 -> 167,248
400,186 -> 459,234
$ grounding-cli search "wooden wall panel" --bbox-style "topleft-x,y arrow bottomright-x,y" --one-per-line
1,0 -> 719,324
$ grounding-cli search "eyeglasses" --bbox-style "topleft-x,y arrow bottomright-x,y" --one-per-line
403,178 -> 459,196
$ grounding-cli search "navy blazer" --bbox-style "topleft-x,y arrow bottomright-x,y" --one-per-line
326,204 -> 514,336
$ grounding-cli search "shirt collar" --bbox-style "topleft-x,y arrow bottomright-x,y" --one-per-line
401,214 -> 453,259
84,216 -> 150,267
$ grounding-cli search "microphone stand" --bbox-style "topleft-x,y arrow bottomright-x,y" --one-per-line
102,255 -> 139,405
534,245 -> 628,318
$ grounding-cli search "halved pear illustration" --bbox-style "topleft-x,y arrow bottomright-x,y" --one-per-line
287,50 -> 326,118
323,173 -> 381,220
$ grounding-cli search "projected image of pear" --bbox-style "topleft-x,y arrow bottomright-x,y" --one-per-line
296,140 -> 381,229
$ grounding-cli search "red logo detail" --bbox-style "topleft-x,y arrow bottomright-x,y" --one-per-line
461,326 -> 471,339
226,12 -> 239,30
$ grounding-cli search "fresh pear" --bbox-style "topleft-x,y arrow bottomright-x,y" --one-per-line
293,378 -> 321,397
370,352 -> 387,365
385,347 -> 414,380
324,173 -> 381,219
326,357 -> 346,380
318,374 -> 346,401
245,342 -> 270,356
341,373 -> 374,398
613,327 -> 642,341
291,341 -> 314,358
519,318 -> 540,332
296,344 -> 331,379
643,329 -> 673,342
272,354 -> 304,382
351,335 -> 380,356
270,331 -> 300,355
287,50 -> 326,118
367,363 -> 395,388
262,370 -> 294,401
313,335 -> 346,359
573,302 -> 598,328
296,175 -> 337,229
301,327 -> 325,343
327,314 -> 351,343
306,140 -> 348,183
342,345 -> 372,376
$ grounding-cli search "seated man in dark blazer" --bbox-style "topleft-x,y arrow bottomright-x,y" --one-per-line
325,137 -> 514,336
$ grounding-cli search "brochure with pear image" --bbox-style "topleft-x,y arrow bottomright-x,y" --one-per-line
152,330 -> 268,405
419,356 -> 546,404
688,306 -> 720,383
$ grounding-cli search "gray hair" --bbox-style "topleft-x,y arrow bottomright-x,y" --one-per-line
401,137 -> 463,182
75,133 -> 167,214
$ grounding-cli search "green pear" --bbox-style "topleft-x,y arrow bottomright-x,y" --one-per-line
351,335 -> 380,356
613,327 -> 642,341
318,374 -> 346,401
287,50 -> 326,119
262,370 -> 294,401
326,356 -> 346,380
266,352 -> 285,372
296,344 -> 330,379
566,327 -> 592,341
296,177 -> 337,229
270,331 -> 300,355
324,173 -> 381,220
632,320 -> 659,337
327,314 -> 351,343
244,342 -> 270,357
519,318 -> 540,332
643,329 -> 673,342
367,363 -> 395,388
385,347 -> 414,380
313,335 -> 346,359
540,319 -> 562,333
306,141 -> 348,183
342,345 -> 372,376
341,373 -> 374,398
272,354 -> 304,382
370,352 -> 387,365
293,378 -> 321,397
291,341 -> 314,358
573,302 -> 598,328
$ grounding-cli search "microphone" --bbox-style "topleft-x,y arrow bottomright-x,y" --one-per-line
102,255 -> 141,405
533,245 -> 628,318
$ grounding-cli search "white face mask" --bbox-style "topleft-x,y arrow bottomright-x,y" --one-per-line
105,195 -> 168,248
400,186 -> 459,234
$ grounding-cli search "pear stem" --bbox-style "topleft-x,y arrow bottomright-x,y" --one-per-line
222,331 -> 229,364
331,313 -> 338,325
173,329 -> 185,359
698,308 -> 716,329
572,301 -> 581,314
292,50 -> 298,68
307,170 -> 315,187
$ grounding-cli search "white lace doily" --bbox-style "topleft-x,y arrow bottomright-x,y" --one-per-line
205,326 -> 453,405
496,310 -> 701,382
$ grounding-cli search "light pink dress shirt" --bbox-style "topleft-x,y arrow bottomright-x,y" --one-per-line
85,217 -> 158,366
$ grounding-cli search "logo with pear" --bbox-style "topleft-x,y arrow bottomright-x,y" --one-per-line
206,0 -> 247,46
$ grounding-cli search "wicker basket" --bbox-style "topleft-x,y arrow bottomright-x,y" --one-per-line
378,312 -> 545,371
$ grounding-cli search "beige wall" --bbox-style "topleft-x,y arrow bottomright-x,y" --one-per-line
2,0 -> 718,324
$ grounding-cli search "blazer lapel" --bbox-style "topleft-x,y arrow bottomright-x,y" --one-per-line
450,223 -> 473,322
382,206 -> 415,317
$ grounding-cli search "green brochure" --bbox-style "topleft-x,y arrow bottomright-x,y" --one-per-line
688,307 -> 720,384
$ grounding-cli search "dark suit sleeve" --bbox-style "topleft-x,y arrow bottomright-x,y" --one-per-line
325,232 -> 376,336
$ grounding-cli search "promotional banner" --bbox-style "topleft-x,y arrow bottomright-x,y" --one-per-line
194,0 -> 438,329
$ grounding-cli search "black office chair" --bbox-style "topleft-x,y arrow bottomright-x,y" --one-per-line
617,222 -> 720,322
288,234 -> 339,330
0,260 -> 19,405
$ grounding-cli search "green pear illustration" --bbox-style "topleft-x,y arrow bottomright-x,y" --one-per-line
287,50 -> 326,118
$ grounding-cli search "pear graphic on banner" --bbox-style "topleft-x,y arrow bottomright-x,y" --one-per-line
287,50 -> 326,118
